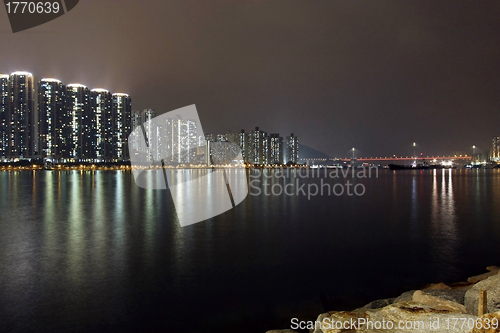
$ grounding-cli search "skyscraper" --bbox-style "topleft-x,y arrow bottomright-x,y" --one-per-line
161,116 -> 199,164
129,110 -> 142,155
7,71 -> 35,159
262,136 -> 271,165
248,127 -> 266,165
112,93 -> 132,161
64,84 -> 90,161
141,109 -> 157,161
269,133 -> 284,165
0,74 -> 8,160
90,89 -> 112,161
38,78 -> 65,161
237,130 -> 247,163
286,133 -> 299,164
492,137 -> 500,162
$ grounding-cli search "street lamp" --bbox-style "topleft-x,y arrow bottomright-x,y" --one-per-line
352,147 -> 355,159
472,145 -> 476,163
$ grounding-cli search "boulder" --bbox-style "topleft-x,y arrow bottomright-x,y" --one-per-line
412,290 -> 466,313
395,289 -> 467,305
468,267 -> 500,284
361,298 -> 395,310
394,291 -> 416,303
465,272 -> 500,315
366,302 -> 477,333
425,290 -> 468,305
424,282 -> 452,290
311,302 -> 477,333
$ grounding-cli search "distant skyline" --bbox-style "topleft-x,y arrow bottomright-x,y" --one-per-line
1,0 -> 500,157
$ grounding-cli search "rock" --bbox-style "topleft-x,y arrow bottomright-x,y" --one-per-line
310,309 -> 366,333
366,302 -> 477,333
425,290 -> 468,305
361,298 -> 395,310
468,269 -> 500,284
412,290 -> 467,313
465,272 -> 500,315
424,282 -> 452,290
311,302 -> 477,333
395,289 -> 467,305
394,291 -> 416,303
449,281 -> 476,290
469,311 -> 500,333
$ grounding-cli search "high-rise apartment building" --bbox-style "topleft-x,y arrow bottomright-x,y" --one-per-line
492,137 -> 500,162
112,93 -> 131,161
0,74 -> 8,160
90,89 -> 112,161
269,133 -> 283,165
162,116 -> 198,164
248,127 -> 266,165
207,128 -> 295,166
129,110 -> 142,155
7,72 -> 35,159
38,78 -> 65,160
0,71 -> 132,162
64,84 -> 90,161
286,133 -> 299,164
141,109 -> 157,161
237,130 -> 247,163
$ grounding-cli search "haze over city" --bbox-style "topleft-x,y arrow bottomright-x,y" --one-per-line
1,0 -> 499,157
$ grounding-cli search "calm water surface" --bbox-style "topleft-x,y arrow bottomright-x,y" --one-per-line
1,169 -> 500,332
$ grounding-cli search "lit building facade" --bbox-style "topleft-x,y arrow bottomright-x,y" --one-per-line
129,110 -> 142,154
38,78 -> 65,160
286,133 -> 299,164
492,137 -> 500,162
248,127 -> 266,165
90,89 -> 112,161
216,134 -> 228,142
269,133 -> 284,164
141,109 -> 157,161
206,128 -> 293,166
64,84 -> 90,161
7,72 -> 35,159
237,130 -> 247,163
0,74 -> 8,160
111,93 -> 132,161
161,116 -> 199,164
204,133 -> 215,142
0,71 -> 132,163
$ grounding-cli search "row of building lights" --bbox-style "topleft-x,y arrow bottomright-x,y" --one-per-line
0,71 -> 132,163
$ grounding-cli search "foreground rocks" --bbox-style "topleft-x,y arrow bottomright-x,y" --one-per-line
312,301 -> 477,333
465,271 -> 500,315
267,267 -> 500,333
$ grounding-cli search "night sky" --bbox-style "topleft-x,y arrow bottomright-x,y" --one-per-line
1,0 -> 500,157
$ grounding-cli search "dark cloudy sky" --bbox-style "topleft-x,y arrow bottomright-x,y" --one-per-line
1,0 -> 500,157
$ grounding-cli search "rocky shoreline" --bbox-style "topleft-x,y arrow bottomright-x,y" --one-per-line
267,266 -> 500,333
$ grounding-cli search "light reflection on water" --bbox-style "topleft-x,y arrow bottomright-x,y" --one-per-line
430,169 -> 458,263
0,169 -> 500,332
